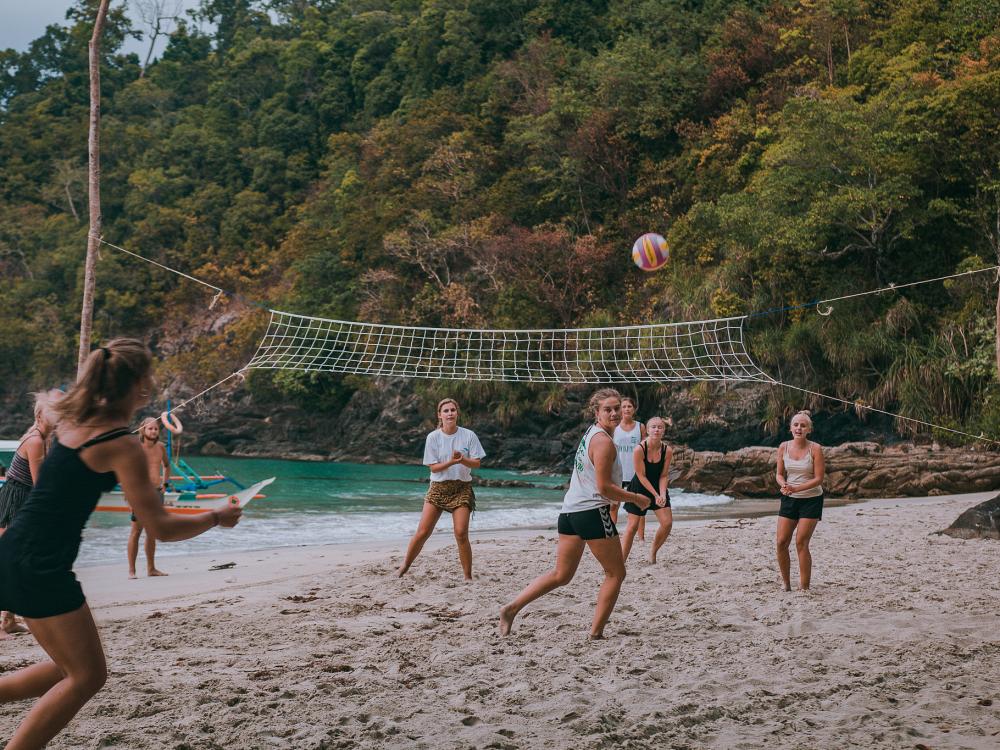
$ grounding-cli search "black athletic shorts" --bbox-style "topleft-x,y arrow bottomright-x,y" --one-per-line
624,490 -> 671,516
778,494 -> 823,521
557,506 -> 618,540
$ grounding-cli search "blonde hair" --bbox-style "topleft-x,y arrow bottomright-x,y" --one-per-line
587,388 -> 622,420
436,398 -> 460,429
139,416 -> 161,444
791,410 -> 813,429
55,339 -> 152,425
33,389 -> 63,427
646,416 -> 667,430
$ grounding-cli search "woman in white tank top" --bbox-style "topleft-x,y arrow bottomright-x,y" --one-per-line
612,397 -> 645,533
775,410 -> 826,591
500,388 -> 650,639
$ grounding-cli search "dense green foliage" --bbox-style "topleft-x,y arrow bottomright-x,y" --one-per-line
1,0 -> 998,441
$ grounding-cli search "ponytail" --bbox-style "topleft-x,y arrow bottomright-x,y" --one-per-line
55,339 -> 152,424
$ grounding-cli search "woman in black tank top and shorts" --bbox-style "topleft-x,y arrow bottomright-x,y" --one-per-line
0,340 -> 243,749
620,417 -> 673,563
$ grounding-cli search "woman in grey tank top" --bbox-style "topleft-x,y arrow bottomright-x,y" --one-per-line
775,410 -> 826,591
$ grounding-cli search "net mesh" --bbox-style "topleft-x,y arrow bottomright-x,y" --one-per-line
245,310 -> 771,384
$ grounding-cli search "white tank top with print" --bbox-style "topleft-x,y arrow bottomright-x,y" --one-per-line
613,421 -> 642,482
562,425 -> 622,513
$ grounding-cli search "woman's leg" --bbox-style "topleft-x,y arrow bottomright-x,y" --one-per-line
794,519 -> 819,590
637,515 -> 646,541
775,517 -> 797,591
127,521 -> 142,579
451,506 -> 473,580
584,537 -> 627,639
649,508 -> 673,563
2,604 -> 107,750
500,535 -> 586,635
397,503 -> 444,576
620,513 -> 640,561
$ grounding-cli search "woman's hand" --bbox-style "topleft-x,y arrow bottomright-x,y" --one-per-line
655,494 -> 666,507
450,450 -> 464,464
214,505 -> 242,528
781,484 -> 798,495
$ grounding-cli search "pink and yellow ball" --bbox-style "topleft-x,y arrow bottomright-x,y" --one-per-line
631,233 -> 669,272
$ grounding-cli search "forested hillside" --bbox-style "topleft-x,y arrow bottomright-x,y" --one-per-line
1,0 -> 998,445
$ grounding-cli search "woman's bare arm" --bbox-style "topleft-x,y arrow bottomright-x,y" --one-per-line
592,434 -> 648,507
110,442 -> 239,541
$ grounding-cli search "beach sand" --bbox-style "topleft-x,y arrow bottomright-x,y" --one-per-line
1,491 -> 999,749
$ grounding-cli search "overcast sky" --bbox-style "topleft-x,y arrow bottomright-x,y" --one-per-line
2,0 -> 202,60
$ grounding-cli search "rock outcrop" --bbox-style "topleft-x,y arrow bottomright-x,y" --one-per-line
938,494 -> 1000,539
670,442 -> 1000,498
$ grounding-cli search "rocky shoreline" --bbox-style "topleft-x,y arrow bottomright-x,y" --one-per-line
3,376 -> 997,499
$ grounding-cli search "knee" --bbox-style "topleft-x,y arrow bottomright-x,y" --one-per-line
454,529 -> 470,545
72,664 -> 108,698
776,537 -> 791,551
551,569 -> 574,587
414,526 -> 433,542
606,564 -> 626,583
795,538 -> 811,554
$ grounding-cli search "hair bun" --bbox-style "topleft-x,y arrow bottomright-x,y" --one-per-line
799,409 -> 811,416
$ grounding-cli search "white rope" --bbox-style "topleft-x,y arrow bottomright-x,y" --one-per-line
815,265 -> 999,307
168,371 -> 245,414
768,378 -> 1000,447
91,235 -> 224,296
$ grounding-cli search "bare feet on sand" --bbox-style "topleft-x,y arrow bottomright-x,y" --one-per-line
1,613 -> 28,635
128,571 -> 137,579
499,604 -> 516,636
148,568 -> 168,577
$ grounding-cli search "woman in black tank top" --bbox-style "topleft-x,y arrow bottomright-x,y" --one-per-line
0,340 -> 243,749
620,417 -> 674,564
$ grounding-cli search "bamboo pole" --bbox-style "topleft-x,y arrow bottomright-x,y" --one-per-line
78,0 -> 111,376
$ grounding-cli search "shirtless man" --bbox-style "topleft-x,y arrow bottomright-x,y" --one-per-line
128,417 -> 171,578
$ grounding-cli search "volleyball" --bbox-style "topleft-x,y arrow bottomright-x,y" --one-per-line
631,233 -> 669,272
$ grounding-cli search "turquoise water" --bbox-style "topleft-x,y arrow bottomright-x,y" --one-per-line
0,453 -> 734,566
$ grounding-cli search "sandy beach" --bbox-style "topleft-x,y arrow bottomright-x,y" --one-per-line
1,491 -> 999,749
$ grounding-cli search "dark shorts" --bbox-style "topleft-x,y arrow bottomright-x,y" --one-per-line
557,506 -> 618,540
778,494 -> 824,521
624,490 -> 671,516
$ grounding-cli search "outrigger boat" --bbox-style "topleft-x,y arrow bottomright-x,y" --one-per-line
96,477 -> 275,514
2,406 -> 278,516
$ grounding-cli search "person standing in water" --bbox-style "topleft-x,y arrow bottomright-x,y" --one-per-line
500,389 -> 650,639
613,397 -> 645,535
620,416 -> 673,563
775,410 -> 825,591
398,398 -> 485,581
127,416 -> 175,579
0,389 -> 62,636
0,339 -> 241,750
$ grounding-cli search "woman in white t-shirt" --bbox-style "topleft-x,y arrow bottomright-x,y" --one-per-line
499,388 -> 649,639
397,398 -> 485,581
